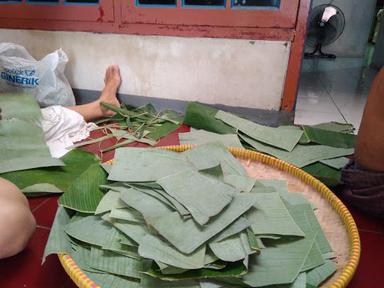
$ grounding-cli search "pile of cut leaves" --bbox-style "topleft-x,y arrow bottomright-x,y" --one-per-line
73,102 -> 182,152
44,142 -> 337,288
183,102 -> 356,186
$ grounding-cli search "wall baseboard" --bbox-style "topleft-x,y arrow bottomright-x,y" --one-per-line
73,88 -> 294,127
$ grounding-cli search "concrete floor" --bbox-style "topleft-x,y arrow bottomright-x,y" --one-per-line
294,58 -> 379,132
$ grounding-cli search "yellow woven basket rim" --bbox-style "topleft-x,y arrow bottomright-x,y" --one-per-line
59,145 -> 360,288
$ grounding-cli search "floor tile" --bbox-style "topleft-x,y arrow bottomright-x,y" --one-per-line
32,196 -> 59,228
347,231 -> 384,288
340,111 -> 365,133
0,228 -> 71,288
301,58 -> 365,73
296,91 -> 338,113
28,197 -> 51,212
298,71 -> 327,96
348,206 -> 384,235
295,58 -> 378,132
81,124 -> 190,162
319,68 -> 363,96
294,110 -> 345,125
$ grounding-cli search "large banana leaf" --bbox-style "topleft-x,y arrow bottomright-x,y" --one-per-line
108,148 -> 193,182
184,142 -> 247,176
0,93 -> 41,121
143,261 -> 247,281
319,157 -> 349,170
306,260 -> 337,287
157,170 -> 235,225
89,246 -> 143,279
179,130 -> 242,148
138,234 -> 206,270
65,215 -> 112,246
183,102 -> 236,135
0,118 -> 64,173
300,126 -> 356,148
58,163 -> 107,213
209,232 -> 254,262
1,149 -> 99,191
42,207 -> 72,263
311,122 -> 355,133
240,134 -> 354,168
247,193 -> 305,237
302,163 -> 342,187
147,193 -> 257,254
215,110 -> 303,152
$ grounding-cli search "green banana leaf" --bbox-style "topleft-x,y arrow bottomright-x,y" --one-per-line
209,232 -> 254,262
65,215 -> 112,246
179,130 -> 243,148
302,163 -> 342,187
108,148 -> 193,182
141,275 -> 199,287
89,246 -> 143,279
215,110 -> 303,152
247,193 -> 305,237
157,170 -> 235,225
319,157 -> 349,170
0,118 -> 64,173
138,234 -> 206,270
1,149 -> 99,191
183,102 -> 236,135
0,93 -> 42,121
21,183 -> 63,195
58,163 -> 107,213
306,260 -> 337,287
42,207 -> 72,263
311,122 -> 355,134
240,133 -> 354,168
300,126 -> 356,148
143,261 -> 247,281
95,190 -> 126,215
184,142 -> 247,176
146,193 -> 257,254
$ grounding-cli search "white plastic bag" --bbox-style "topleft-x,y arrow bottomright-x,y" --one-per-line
0,42 -> 75,107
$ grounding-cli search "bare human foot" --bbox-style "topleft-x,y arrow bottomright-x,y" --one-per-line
67,65 -> 122,122
98,65 -> 121,117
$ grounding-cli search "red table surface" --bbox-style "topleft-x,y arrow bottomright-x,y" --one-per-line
0,125 -> 383,288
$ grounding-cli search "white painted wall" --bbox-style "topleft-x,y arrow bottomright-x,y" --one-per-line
0,29 -> 291,110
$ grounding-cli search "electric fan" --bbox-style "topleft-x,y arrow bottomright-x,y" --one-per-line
305,4 -> 346,59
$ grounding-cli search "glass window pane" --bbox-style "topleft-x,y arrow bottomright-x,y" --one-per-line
184,0 -> 224,6
233,0 -> 279,8
66,0 -> 98,3
27,0 -> 59,2
137,0 -> 176,5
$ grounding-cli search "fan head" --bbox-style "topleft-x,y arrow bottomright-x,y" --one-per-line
305,4 -> 345,48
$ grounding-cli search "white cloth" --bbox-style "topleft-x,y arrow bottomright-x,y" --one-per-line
38,106 -> 97,158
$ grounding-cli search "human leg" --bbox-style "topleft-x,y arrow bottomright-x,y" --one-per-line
0,178 -> 36,259
340,68 -> 384,217
355,68 -> 384,172
67,65 -> 122,122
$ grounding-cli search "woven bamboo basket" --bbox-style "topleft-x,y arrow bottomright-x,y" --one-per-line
59,145 -> 360,288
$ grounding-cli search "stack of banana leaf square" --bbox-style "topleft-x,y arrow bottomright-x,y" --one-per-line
183,102 -> 356,186
44,142 -> 337,288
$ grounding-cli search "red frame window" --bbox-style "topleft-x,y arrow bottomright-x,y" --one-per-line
121,0 -> 300,28
0,0 -> 310,113
0,0 -> 114,22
